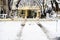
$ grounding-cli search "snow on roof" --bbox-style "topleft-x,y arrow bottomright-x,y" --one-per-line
18,0 -> 42,7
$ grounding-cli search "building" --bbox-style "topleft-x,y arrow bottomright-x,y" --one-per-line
10,0 -> 42,19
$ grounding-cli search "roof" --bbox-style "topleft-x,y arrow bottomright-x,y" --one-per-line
18,6 -> 40,10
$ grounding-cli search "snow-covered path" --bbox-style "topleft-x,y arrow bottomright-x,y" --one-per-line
22,22 -> 49,40
0,20 -> 59,40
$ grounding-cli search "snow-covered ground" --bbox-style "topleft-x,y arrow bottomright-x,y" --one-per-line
0,20 -> 60,40
57,19 -> 60,37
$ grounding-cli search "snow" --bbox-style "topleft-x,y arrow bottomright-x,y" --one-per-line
22,22 -> 49,40
39,21 -> 57,38
57,19 -> 60,37
0,21 -> 22,40
0,20 -> 60,40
